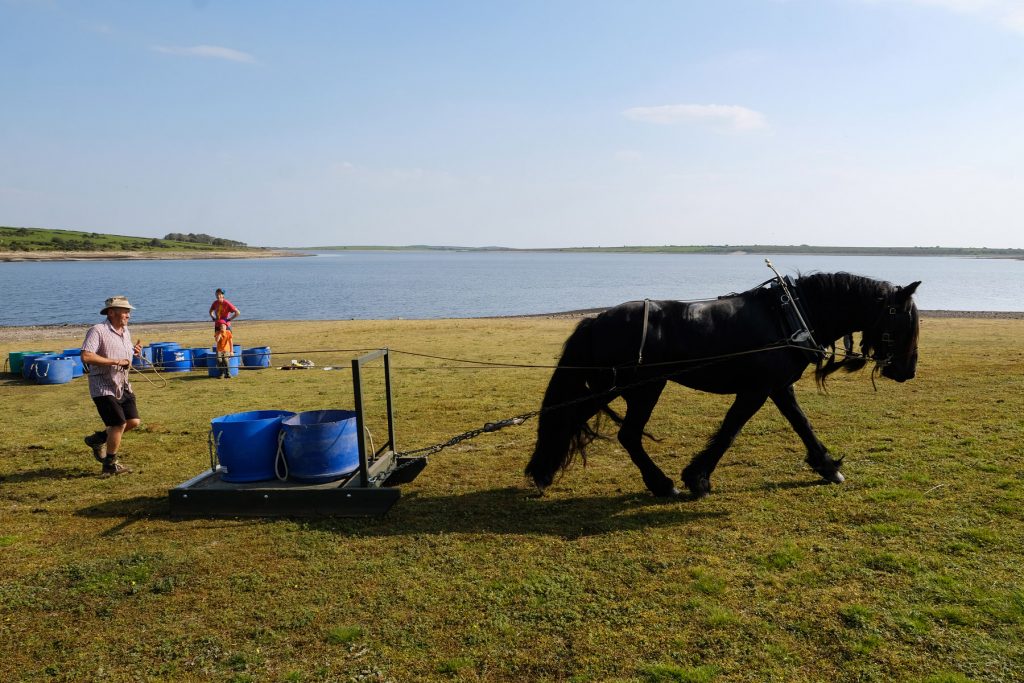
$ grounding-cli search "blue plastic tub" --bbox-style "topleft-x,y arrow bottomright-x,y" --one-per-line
206,351 -> 240,378
210,410 -> 296,483
241,346 -> 272,369
22,353 -> 56,380
281,410 -> 360,483
61,349 -> 85,378
32,357 -> 75,385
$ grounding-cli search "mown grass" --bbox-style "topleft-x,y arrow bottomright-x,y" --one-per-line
1,316 -> 1022,682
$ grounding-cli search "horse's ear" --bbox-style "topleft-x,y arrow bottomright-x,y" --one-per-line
898,281 -> 921,301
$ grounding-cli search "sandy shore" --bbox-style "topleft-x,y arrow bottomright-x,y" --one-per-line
0,309 -> 1020,344
0,249 -> 303,262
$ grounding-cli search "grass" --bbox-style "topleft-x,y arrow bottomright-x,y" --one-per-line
1,316 -> 1023,681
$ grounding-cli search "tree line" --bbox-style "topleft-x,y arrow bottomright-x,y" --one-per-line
163,233 -> 248,247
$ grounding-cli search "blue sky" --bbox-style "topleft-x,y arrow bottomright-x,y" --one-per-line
2,0 -> 1024,249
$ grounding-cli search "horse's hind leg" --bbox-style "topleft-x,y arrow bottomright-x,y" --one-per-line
617,381 -> 678,497
682,391 -> 768,499
769,385 -> 844,484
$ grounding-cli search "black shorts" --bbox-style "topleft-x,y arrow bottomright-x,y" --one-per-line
92,392 -> 140,427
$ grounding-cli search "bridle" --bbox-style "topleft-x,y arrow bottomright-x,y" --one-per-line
866,291 -> 916,368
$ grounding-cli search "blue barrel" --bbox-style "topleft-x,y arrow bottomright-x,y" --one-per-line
61,349 -> 85,378
206,350 -> 240,378
241,346 -> 272,369
32,357 -> 75,385
150,342 -> 180,369
133,345 -> 154,370
190,347 -> 213,363
161,348 -> 192,373
193,349 -> 214,373
22,353 -> 56,379
281,410 -> 360,483
9,351 -> 48,375
210,410 -> 296,483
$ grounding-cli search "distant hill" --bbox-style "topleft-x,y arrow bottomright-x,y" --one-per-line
0,226 -> 257,253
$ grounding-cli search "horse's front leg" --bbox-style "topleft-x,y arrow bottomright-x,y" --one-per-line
683,390 -> 768,499
617,381 -> 679,497
769,385 -> 845,484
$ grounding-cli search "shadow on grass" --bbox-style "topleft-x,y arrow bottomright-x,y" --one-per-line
1,466 -> 96,483
753,478 -> 835,493
312,487 -> 729,539
73,488 -> 727,539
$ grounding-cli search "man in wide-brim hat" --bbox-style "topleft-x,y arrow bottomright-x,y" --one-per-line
81,296 -> 143,476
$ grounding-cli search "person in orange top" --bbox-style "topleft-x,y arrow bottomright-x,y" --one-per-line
214,320 -> 234,379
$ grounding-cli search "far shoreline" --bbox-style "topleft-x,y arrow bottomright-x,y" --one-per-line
0,249 -> 307,262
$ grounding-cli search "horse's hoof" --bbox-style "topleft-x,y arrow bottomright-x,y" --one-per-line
658,486 -> 682,498
821,470 -> 845,484
682,471 -> 711,499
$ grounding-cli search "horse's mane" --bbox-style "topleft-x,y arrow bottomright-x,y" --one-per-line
796,272 -> 901,389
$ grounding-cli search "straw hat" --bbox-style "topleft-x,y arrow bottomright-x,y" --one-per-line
100,295 -> 135,315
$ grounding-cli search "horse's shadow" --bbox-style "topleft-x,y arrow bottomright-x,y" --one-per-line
362,487 -> 728,539
76,487 -> 727,540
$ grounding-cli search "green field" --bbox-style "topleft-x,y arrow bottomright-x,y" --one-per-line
1,316 -> 1022,681
0,226 -> 252,253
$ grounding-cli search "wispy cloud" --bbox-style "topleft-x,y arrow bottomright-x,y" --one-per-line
152,44 -> 257,64
859,0 -> 1024,34
623,104 -> 768,132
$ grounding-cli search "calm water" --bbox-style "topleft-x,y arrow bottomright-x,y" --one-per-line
1,251 -> 1021,326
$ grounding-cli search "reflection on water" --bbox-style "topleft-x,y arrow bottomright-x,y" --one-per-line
1,251 -> 1021,326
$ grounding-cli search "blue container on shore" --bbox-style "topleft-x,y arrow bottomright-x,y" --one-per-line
149,342 -> 180,368
206,350 -> 240,378
22,353 -> 56,380
133,345 -> 154,370
241,346 -> 272,369
161,348 -> 192,373
193,349 -> 214,373
190,347 -> 212,362
61,349 -> 85,378
210,410 -> 296,483
281,410 -> 360,483
9,351 -> 48,375
206,348 -> 240,378
32,356 -> 75,385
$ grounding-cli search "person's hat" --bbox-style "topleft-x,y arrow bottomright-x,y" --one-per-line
216,318 -> 229,327
100,295 -> 135,315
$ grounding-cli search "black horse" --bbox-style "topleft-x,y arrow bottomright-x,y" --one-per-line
525,272 -> 920,499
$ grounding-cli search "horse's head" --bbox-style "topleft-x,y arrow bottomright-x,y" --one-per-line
863,281 -> 921,382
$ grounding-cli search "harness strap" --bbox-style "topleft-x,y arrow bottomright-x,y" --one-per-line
638,298 -> 651,365
765,259 -> 825,360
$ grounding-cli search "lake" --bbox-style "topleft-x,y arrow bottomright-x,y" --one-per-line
1,251 -> 1021,326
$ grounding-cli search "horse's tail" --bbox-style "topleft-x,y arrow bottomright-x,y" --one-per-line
525,317 -> 610,491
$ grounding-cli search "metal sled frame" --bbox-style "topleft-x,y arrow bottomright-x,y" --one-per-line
169,348 -> 427,518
